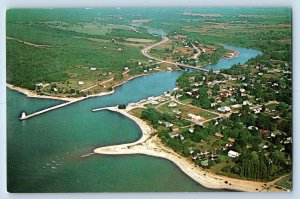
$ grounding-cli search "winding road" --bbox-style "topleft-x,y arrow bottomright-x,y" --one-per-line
141,37 -> 210,72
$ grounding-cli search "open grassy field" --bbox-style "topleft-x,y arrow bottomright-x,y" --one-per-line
6,8 -> 291,98
6,9 -> 161,96
275,174 -> 292,190
158,101 -> 218,120
129,107 -> 145,118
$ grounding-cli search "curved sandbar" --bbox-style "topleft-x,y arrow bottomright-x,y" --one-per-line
93,106 -> 283,192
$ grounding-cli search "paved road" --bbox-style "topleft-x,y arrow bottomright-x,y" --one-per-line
141,37 -> 210,72
191,43 -> 201,60
6,37 -> 53,48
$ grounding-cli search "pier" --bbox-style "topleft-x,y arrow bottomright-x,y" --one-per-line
19,99 -> 83,121
92,107 -> 109,112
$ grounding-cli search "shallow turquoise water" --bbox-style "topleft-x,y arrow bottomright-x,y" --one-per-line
7,72 -> 214,192
7,45 -> 261,192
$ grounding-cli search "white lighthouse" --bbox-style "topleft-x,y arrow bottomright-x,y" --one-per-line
20,112 -> 26,120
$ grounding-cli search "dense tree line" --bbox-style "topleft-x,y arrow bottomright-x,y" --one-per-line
141,108 -> 175,127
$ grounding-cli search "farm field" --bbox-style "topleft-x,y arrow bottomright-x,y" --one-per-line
6,7 -> 292,193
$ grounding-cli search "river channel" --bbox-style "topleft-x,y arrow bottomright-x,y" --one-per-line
7,46 -> 262,192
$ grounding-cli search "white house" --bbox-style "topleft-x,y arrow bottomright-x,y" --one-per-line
272,115 -> 281,120
172,110 -> 181,115
165,122 -> 174,128
252,107 -> 261,114
243,100 -> 251,105
179,135 -> 185,140
211,102 -> 217,107
168,102 -> 177,107
35,83 -> 43,87
149,96 -> 157,101
170,133 -> 179,138
217,106 -> 231,113
175,94 -> 183,99
90,67 -> 97,71
78,81 -> 84,85
228,150 -> 240,158
188,113 -> 201,120
240,88 -> 246,93
248,126 -> 258,131
150,100 -> 159,105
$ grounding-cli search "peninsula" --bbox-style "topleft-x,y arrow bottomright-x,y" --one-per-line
7,8 -> 292,192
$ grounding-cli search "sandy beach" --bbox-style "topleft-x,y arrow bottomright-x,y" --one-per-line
6,73 -> 145,104
93,106 -> 285,192
7,71 -> 163,120
6,36 -> 183,104
6,83 -> 80,102
6,37 -> 174,103
6,71 -> 156,103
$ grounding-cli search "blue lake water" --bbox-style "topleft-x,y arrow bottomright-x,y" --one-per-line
7,45 -> 261,192
8,72 -> 214,192
203,45 -> 262,71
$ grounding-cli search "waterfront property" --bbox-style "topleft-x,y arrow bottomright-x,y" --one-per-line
6,7 -> 292,192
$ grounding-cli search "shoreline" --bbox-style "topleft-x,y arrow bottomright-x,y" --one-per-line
6,83 -> 80,102
6,72 -> 150,103
6,36 -> 171,103
6,67 -> 180,104
93,106 -> 285,192
6,35 -> 226,103
7,71 -> 168,120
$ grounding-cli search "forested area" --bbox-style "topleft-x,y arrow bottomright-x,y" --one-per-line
6,9 -> 161,90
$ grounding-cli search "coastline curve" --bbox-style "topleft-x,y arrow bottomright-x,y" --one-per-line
93,107 -> 282,192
